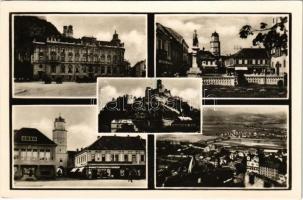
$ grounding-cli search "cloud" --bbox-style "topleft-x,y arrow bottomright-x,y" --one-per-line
100,85 -> 121,108
67,123 -> 97,150
119,30 -> 147,65
130,87 -> 145,98
170,88 -> 200,109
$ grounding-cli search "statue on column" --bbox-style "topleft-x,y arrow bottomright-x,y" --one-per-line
193,30 -> 199,47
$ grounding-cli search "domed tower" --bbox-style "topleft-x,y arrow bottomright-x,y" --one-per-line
53,115 -> 68,171
111,30 -> 121,45
210,31 -> 220,57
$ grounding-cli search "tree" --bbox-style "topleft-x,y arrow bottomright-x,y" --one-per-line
239,17 -> 288,52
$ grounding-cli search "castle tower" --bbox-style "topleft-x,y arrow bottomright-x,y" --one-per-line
53,115 -> 68,170
63,25 -> 73,38
210,31 -> 220,57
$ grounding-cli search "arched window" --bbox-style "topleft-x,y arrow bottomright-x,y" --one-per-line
50,51 -> 56,61
68,52 -> 73,62
60,52 -> 65,61
75,65 -> 79,73
101,54 -> 105,62
68,65 -> 73,73
107,55 -> 111,63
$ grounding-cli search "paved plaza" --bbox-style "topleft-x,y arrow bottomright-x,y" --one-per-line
14,82 -> 96,97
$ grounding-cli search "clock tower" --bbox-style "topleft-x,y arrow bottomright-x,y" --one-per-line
52,115 -> 68,171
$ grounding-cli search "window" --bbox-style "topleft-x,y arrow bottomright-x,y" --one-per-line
50,51 -> 56,60
75,53 -> 80,62
132,155 -> 136,163
283,59 -> 286,68
75,65 -> 79,73
257,59 -> 261,64
101,55 -> 105,62
60,65 -> 65,73
14,149 -> 19,160
263,59 -> 266,64
107,55 -> 111,63
60,52 -> 65,61
68,52 -> 73,61
140,155 -> 144,162
51,65 -> 56,73
68,65 -> 73,73
21,149 -> 26,160
91,154 -> 95,161
26,149 -> 31,160
101,66 -> 105,74
32,149 -> 38,160
238,59 -> 242,64
45,149 -> 51,160
115,154 -> 119,162
124,154 -> 128,162
244,59 -> 248,64
82,66 -> 86,73
39,150 -> 45,160
21,136 -> 37,142
102,154 -> 105,162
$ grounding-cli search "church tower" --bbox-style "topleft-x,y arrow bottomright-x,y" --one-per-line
53,115 -> 68,170
210,31 -> 220,57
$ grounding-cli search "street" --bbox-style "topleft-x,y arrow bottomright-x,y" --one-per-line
14,82 -> 96,97
14,178 -> 147,188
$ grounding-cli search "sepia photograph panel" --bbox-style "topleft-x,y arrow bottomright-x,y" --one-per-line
97,78 -> 202,133
12,105 -> 147,188
13,14 -> 147,98
155,106 -> 288,189
155,14 -> 289,99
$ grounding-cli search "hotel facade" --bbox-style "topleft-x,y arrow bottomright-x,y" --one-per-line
30,25 -> 128,81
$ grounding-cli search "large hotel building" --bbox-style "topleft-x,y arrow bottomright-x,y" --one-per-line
30,25 -> 128,81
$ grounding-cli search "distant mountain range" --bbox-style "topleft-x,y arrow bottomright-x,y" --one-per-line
203,110 -> 287,127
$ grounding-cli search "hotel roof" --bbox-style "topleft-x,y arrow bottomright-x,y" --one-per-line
86,135 -> 146,151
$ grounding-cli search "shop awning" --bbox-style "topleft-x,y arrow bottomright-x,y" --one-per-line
235,67 -> 248,70
70,168 -> 78,173
78,167 -> 85,172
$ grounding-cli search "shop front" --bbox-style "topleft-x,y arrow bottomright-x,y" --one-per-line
71,164 -> 145,180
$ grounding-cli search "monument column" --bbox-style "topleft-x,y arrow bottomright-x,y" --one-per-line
187,30 -> 202,77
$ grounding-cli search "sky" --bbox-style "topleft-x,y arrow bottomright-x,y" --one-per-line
42,15 -> 147,66
156,14 -> 288,55
98,78 -> 201,110
13,106 -> 98,151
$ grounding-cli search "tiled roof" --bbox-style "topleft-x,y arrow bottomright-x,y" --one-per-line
86,136 -> 146,150
197,50 -> 217,60
14,128 -> 57,146
156,23 -> 188,47
231,48 -> 269,59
